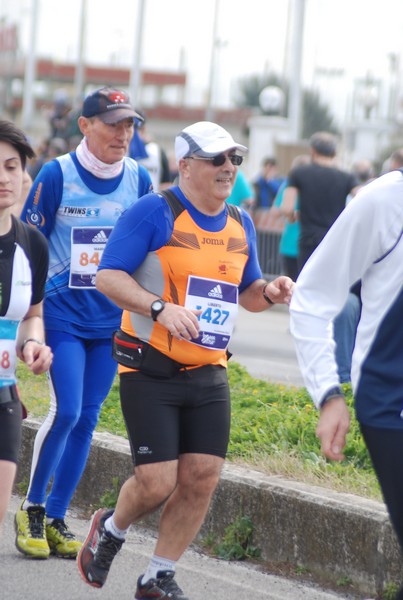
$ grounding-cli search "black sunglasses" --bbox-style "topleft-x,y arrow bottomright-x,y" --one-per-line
188,154 -> 243,167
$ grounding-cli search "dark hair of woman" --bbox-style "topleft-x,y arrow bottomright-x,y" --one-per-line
0,120 -> 35,169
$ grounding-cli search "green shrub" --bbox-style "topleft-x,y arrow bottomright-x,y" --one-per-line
204,514 -> 260,561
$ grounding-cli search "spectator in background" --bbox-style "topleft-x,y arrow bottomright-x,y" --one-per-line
332,280 -> 362,384
62,99 -> 84,147
273,154 -> 310,281
381,148 -> 403,174
281,131 -> 359,273
129,111 -> 171,191
352,158 -> 375,185
27,138 -> 50,180
28,137 -> 68,180
252,157 -> 284,210
49,92 -> 72,142
167,153 -> 179,184
335,156 -> 377,383
47,91 -> 84,153
45,137 -> 68,161
346,159 -> 376,205
387,148 -> 403,172
226,169 -> 254,211
281,132 -> 360,384
67,134 -> 83,152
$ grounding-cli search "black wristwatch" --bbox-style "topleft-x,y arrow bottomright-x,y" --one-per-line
151,299 -> 166,321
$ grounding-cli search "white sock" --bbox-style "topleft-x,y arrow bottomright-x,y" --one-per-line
141,555 -> 176,584
22,499 -> 45,511
104,514 -> 129,540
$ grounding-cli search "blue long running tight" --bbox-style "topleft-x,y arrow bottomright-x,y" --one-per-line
27,330 -> 117,519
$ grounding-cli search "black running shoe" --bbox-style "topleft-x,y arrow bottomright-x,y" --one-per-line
135,570 -> 189,599
77,508 -> 123,588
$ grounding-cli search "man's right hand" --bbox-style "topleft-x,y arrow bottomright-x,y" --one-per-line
157,303 -> 201,341
316,396 -> 350,462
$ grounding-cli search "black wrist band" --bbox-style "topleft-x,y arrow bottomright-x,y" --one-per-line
262,283 -> 274,305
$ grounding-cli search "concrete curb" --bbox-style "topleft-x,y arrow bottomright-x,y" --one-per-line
17,419 -> 403,597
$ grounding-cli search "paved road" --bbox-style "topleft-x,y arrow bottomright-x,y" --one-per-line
230,304 -> 304,387
2,495 -> 357,600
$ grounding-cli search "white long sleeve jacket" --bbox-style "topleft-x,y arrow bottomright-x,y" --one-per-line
290,170 -> 403,428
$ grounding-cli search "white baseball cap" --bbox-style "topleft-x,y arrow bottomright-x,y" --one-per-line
175,121 -> 248,163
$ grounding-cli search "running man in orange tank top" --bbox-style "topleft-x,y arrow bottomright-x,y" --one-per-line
78,121 -> 294,599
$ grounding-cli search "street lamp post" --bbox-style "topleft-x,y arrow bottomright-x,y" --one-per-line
74,0 -> 87,105
287,0 -> 306,141
129,0 -> 146,108
21,0 -> 39,132
205,0 -> 220,121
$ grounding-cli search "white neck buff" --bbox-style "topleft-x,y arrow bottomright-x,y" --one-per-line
75,137 -> 124,179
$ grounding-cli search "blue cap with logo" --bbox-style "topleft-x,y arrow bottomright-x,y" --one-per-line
82,87 -> 143,124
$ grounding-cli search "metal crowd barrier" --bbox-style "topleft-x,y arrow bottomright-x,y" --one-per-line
253,208 -> 285,279
256,230 -> 283,278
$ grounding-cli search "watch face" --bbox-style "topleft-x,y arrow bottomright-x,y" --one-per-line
152,300 -> 163,311
151,299 -> 165,321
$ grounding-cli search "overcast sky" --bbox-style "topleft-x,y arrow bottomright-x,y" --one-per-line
2,0 -> 403,123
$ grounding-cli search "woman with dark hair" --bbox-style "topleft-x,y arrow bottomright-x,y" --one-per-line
0,119 -> 52,529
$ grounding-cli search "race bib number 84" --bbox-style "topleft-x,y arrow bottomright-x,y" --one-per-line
69,226 -> 112,289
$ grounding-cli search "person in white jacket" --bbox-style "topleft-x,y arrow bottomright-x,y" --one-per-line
289,168 -> 403,599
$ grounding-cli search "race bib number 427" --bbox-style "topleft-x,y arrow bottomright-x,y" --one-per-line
184,276 -> 238,350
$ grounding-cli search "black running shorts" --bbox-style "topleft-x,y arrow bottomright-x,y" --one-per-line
0,390 -> 22,463
120,365 -> 231,465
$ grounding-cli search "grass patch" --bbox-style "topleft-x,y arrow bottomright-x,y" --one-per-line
16,360 -> 381,501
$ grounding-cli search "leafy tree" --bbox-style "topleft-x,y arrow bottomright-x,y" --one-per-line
235,73 -> 339,138
301,89 -> 338,137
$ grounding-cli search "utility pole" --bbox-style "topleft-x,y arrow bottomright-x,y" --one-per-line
21,0 -> 39,132
287,0 -> 306,141
205,0 -> 220,121
74,0 -> 87,105
129,0 -> 146,108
